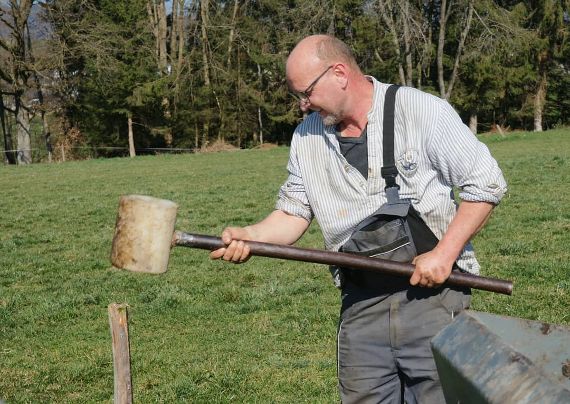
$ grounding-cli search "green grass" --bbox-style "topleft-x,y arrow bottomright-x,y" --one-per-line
1,129 -> 569,402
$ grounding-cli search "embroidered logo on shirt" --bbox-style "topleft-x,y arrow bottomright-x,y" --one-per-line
397,149 -> 419,176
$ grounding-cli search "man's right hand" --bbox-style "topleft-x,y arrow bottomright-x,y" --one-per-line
209,210 -> 310,264
209,227 -> 252,263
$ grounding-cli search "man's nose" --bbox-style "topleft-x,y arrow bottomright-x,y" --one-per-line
299,99 -> 311,112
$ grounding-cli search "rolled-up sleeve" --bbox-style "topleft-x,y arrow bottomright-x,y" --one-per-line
427,100 -> 507,204
275,136 -> 314,222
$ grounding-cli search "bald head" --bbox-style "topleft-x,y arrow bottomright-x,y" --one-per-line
286,35 -> 360,86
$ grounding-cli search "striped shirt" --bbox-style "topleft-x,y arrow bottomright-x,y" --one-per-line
275,77 -> 507,275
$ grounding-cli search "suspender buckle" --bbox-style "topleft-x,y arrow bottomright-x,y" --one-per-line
381,166 -> 400,190
381,166 -> 398,178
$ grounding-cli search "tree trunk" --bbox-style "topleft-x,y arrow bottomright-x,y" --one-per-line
534,72 -> 546,132
399,0 -> 413,86
437,0 -> 449,98
200,0 -> 211,147
172,0 -> 186,113
1,94 -> 16,164
42,112 -> 52,163
176,0 -> 185,74
237,46 -> 242,148
170,0 -> 178,64
257,63 -> 263,145
378,0 -> 406,85
227,0 -> 240,68
437,0 -> 473,100
157,1 -> 168,72
418,1 -> 434,90
15,100 -> 31,164
194,122 -> 199,150
215,91 -> 224,142
27,23 -> 53,163
469,113 -> 477,135
445,0 -> 474,100
147,0 -> 168,73
127,113 -> 136,157
146,1 -> 159,66
147,0 -> 172,145
200,1 -> 211,88
258,107 -> 263,145
6,0 -> 34,164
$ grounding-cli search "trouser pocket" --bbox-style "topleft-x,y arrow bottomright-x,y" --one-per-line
432,287 -> 471,317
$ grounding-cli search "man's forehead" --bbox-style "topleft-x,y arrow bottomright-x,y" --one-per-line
286,56 -> 323,88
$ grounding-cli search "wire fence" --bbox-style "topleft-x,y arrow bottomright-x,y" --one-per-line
1,145 -> 199,164
1,146 -> 198,153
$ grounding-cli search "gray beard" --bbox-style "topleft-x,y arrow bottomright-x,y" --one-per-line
322,114 -> 340,126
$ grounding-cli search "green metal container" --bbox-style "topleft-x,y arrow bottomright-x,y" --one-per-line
431,311 -> 570,403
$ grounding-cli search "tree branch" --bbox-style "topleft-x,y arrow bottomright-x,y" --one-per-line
445,0 -> 474,99
377,0 -> 406,85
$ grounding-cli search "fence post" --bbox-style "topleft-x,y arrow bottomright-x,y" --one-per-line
108,303 -> 133,404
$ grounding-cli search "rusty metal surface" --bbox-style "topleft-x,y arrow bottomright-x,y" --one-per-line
431,311 -> 570,404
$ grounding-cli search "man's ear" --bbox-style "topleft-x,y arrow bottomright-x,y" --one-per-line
332,63 -> 349,88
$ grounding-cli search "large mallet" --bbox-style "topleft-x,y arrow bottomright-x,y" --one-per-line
110,195 -> 513,295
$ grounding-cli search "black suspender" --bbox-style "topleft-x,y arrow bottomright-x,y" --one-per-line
380,85 -> 401,190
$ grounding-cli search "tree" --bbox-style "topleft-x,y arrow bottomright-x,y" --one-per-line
44,0 -> 160,157
527,0 -> 570,131
450,1 -> 534,133
0,0 -> 35,164
23,0 -> 570,159
436,0 -> 475,99
496,0 -> 570,131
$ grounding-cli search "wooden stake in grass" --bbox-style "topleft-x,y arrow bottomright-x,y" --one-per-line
108,303 -> 133,404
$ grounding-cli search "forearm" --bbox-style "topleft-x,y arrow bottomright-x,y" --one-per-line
433,200 -> 495,266
242,210 -> 310,245
411,200 -> 495,286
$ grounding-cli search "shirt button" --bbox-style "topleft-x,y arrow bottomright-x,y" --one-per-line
344,165 -> 350,172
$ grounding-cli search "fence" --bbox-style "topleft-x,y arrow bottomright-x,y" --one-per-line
1,145 -> 199,164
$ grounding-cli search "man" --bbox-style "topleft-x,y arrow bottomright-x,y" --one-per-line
210,35 -> 507,403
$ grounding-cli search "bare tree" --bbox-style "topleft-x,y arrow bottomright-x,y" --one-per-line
437,0 -> 474,100
26,22 -> 53,162
534,67 -> 546,132
170,0 -> 186,113
376,0 -> 430,87
147,0 -> 168,75
200,0 -> 211,146
1,0 -> 35,164
0,92 -> 16,164
377,0 -> 407,85
226,0 -> 240,68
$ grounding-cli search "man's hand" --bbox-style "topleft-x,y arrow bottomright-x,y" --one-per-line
209,227 -> 252,263
410,201 -> 496,288
410,249 -> 454,288
209,210 -> 310,265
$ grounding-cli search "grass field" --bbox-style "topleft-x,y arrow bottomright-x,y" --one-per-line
1,128 -> 569,402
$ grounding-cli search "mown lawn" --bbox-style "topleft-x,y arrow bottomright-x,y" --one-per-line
1,128 -> 569,402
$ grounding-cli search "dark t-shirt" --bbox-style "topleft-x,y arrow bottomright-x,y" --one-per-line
336,126 -> 368,180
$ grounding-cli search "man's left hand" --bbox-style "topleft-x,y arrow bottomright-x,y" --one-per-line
410,250 -> 453,288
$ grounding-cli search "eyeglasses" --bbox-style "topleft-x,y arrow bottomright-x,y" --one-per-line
291,65 -> 333,103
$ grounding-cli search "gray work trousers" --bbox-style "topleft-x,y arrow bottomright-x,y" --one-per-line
337,276 -> 471,404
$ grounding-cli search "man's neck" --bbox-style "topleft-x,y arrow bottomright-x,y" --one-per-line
337,77 -> 374,137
